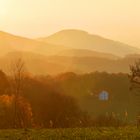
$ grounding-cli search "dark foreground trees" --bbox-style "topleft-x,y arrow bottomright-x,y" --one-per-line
130,59 -> 140,126
34,92 -> 88,128
10,59 -> 33,128
130,59 -> 140,89
0,68 -> 89,128
0,63 -> 136,128
21,76 -> 90,128
0,95 -> 32,128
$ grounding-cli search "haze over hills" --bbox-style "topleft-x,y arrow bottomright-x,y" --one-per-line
0,31 -> 69,56
0,51 -> 138,75
0,30 -> 121,59
0,29 -> 140,75
56,49 -> 119,60
1,29 -> 140,58
38,29 -> 140,57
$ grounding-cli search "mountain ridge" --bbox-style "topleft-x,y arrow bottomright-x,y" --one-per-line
38,29 -> 140,56
0,30 -> 70,56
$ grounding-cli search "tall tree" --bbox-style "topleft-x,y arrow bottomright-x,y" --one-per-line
10,58 -> 27,128
130,59 -> 140,89
130,59 -> 140,126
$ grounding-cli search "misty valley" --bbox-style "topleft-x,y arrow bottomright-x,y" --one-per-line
0,29 -> 140,139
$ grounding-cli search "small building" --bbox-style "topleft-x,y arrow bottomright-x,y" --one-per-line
99,91 -> 109,101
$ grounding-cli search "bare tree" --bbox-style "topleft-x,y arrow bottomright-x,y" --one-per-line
10,58 -> 26,128
130,59 -> 140,126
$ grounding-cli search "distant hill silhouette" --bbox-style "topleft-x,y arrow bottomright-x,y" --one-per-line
0,30 -> 121,59
0,30 -> 140,75
0,51 -> 139,75
38,29 -> 140,56
0,31 -> 68,56
56,49 -> 119,60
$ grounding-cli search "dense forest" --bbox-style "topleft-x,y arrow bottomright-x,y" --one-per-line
0,59 -> 138,129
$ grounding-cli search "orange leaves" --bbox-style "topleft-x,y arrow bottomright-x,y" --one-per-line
0,95 -> 14,107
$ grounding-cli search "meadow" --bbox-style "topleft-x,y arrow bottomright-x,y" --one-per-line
0,127 -> 139,140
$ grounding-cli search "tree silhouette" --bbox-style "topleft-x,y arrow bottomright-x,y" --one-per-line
10,58 -> 32,128
130,59 -> 140,89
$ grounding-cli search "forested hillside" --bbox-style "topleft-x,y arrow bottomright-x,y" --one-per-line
0,69 -> 138,128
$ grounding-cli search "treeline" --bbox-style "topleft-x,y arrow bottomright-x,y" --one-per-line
0,59 -> 139,128
43,72 -> 137,121
0,69 -> 90,128
0,69 -> 130,128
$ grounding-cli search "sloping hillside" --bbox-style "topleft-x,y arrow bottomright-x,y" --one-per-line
56,49 -> 119,60
0,51 -> 138,75
38,29 -> 140,56
0,31 -> 68,56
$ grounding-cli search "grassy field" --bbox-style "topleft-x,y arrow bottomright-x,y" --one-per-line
0,127 -> 139,140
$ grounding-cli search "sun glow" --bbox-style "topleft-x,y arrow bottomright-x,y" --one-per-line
0,0 -> 8,16
0,0 -> 140,47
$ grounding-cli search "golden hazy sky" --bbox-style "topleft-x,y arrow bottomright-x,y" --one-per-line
0,0 -> 140,47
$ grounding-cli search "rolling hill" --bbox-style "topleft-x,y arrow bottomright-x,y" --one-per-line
0,30 -> 140,75
0,51 -> 138,75
56,49 -> 119,60
0,30 -> 121,59
0,31 -> 68,56
38,29 -> 140,56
